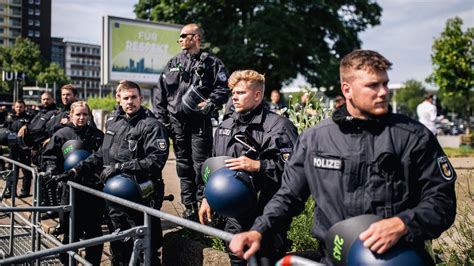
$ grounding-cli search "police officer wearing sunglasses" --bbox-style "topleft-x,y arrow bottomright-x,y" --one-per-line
155,23 -> 229,220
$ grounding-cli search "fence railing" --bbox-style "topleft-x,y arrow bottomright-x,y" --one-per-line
0,155 -> 321,265
0,155 -> 240,265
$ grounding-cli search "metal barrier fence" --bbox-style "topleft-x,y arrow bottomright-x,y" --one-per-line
0,155 -> 322,265
0,155 -> 242,265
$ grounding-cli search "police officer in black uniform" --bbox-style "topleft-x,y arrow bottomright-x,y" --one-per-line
155,23 -> 229,220
230,50 -> 457,265
64,80 -> 169,265
199,70 -> 298,265
46,84 -> 78,136
42,101 -> 104,265
18,92 -> 57,166
4,100 -> 33,198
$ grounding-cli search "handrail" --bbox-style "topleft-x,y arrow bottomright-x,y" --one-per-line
0,156 -> 269,265
67,181 -> 235,242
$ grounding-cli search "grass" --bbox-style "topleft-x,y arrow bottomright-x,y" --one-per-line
443,146 -> 474,157
433,169 -> 473,265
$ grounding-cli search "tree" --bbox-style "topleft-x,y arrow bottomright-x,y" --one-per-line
134,1 -> 382,96
0,38 -> 70,96
428,17 -> 474,131
394,79 -> 426,118
37,63 -> 70,88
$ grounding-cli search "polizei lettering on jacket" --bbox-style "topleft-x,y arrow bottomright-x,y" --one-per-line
313,156 -> 342,170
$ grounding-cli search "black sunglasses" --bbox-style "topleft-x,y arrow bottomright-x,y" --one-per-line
179,33 -> 196,39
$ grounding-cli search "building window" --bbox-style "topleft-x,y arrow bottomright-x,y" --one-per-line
35,30 -> 40,37
35,0 -> 41,5
28,8 -> 34,15
35,9 -> 40,16
28,0 -> 34,4
28,30 -> 34,37
0,17 -> 4,23
35,20 -> 40,26
28,19 -> 34,26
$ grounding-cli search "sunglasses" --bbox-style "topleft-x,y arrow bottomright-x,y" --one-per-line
179,33 -> 196,39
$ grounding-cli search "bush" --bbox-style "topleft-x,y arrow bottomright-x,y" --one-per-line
286,90 -> 331,251
87,95 -> 116,111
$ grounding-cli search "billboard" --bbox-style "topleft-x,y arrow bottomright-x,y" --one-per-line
102,16 -> 182,86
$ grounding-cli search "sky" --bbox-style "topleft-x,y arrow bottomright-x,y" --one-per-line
52,0 -> 474,86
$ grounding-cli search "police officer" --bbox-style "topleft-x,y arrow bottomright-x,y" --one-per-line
268,89 -> 287,116
198,70 -> 298,265
229,50 -> 457,265
18,91 -> 57,166
46,84 -> 78,136
64,80 -> 169,265
155,23 -> 229,220
42,101 -> 104,265
4,100 -> 33,198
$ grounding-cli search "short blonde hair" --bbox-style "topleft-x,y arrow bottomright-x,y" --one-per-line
228,70 -> 265,92
70,101 -> 91,116
340,49 -> 392,83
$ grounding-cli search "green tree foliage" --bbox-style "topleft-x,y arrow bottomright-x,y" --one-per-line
0,38 -> 69,93
428,17 -> 474,129
37,63 -> 70,88
394,79 -> 426,118
134,1 -> 382,96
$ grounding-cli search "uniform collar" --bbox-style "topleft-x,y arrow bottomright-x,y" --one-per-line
122,107 -> 146,124
232,103 -> 265,126
332,104 -> 392,130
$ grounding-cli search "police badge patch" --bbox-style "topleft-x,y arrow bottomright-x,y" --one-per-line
218,71 -> 227,82
280,148 -> 292,162
157,139 -> 167,151
437,156 -> 455,181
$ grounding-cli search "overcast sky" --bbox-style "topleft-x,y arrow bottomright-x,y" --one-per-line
52,0 -> 473,86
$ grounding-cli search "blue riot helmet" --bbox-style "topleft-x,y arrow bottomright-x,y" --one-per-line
103,174 -> 142,203
325,214 -> 424,266
201,156 -> 233,183
61,140 -> 86,159
204,168 -> 257,218
62,140 -> 90,171
63,150 -> 91,171
347,239 -> 424,266
0,127 -> 19,146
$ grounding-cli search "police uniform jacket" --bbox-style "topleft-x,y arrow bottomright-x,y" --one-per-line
81,107 -> 169,182
42,123 -> 104,175
213,104 -> 298,212
155,50 -> 229,122
252,105 -> 456,246
6,111 -> 33,154
26,104 -> 57,146
6,111 -> 32,133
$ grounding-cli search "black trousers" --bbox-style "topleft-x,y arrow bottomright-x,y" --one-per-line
106,196 -> 163,265
169,115 -> 213,206
6,147 -> 32,194
60,188 -> 105,265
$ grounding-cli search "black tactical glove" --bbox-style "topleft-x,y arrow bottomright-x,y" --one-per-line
100,163 -> 123,182
45,169 -> 77,186
200,101 -> 215,115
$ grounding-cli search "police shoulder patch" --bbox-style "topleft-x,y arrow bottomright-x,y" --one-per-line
157,139 -> 167,151
217,71 -> 227,82
437,156 -> 455,181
